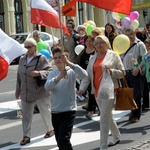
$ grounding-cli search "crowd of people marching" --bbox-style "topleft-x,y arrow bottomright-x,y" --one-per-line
15,19 -> 150,150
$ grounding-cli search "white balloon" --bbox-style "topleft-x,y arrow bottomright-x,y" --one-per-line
75,45 -> 84,55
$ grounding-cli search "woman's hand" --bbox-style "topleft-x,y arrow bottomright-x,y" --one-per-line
30,71 -> 40,77
104,66 -> 112,75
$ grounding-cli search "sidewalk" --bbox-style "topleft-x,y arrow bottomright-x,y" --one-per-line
124,138 -> 150,150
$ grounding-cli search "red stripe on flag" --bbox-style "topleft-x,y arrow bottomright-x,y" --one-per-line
31,8 -> 70,35
0,56 -> 9,81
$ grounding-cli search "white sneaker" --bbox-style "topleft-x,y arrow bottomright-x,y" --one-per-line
77,95 -> 85,101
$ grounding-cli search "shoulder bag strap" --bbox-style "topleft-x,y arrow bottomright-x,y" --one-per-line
34,55 -> 41,70
124,40 -> 141,57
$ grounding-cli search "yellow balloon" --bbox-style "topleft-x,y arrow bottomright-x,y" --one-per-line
83,22 -> 90,28
87,20 -> 96,26
113,34 -> 130,55
131,20 -> 139,29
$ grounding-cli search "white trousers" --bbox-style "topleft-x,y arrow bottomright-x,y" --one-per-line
21,97 -> 53,137
96,98 -> 121,149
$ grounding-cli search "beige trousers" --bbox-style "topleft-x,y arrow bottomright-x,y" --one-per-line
21,97 -> 53,137
96,98 -> 121,150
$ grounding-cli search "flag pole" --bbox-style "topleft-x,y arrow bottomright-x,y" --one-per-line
57,0 -> 64,51
50,27 -> 55,45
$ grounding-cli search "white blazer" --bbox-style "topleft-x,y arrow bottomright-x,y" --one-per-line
79,49 -> 125,94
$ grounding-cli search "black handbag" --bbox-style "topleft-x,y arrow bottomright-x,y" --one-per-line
34,56 -> 47,87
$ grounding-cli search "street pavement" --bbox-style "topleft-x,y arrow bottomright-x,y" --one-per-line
0,99 -> 150,150
0,64 -> 150,150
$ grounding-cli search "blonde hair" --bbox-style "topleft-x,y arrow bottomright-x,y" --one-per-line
91,27 -> 102,36
94,35 -> 112,49
24,38 -> 37,46
77,25 -> 86,31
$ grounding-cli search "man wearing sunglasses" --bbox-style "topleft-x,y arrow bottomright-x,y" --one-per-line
32,30 -> 50,53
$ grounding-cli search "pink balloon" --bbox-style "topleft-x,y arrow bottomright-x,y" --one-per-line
116,21 -> 122,29
121,17 -> 131,28
128,11 -> 139,21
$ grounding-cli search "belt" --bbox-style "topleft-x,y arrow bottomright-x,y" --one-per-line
126,70 -> 132,72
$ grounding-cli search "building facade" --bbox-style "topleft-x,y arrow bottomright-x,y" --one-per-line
0,0 -> 149,37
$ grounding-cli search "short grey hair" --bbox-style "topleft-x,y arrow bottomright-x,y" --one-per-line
32,30 -> 41,36
24,38 -> 37,46
94,35 -> 112,49
124,26 -> 136,33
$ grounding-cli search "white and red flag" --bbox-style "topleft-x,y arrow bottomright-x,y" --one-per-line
0,29 -> 27,81
31,0 -> 69,35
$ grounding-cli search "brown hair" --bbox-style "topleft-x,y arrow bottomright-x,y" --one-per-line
52,47 -> 62,56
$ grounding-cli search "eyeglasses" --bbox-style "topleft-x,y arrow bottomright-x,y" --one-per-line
24,45 -> 34,49
33,35 -> 39,37
125,33 -> 134,37
94,41 -> 106,46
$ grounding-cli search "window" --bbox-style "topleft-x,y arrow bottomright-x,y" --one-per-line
14,0 -> 23,33
78,2 -> 83,25
86,4 -> 90,20
41,33 -> 51,41
0,0 -> 5,31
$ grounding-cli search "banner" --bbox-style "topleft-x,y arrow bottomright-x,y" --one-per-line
132,0 -> 150,10
62,0 -> 76,16
44,0 -> 62,12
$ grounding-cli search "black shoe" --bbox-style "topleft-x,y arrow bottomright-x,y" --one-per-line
33,105 -> 40,114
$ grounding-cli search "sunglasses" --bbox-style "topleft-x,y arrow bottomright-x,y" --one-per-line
33,35 -> 39,37
24,45 -> 34,49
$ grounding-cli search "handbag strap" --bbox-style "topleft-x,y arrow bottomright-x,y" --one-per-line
117,72 -> 129,88
123,40 -> 140,57
34,55 -> 41,70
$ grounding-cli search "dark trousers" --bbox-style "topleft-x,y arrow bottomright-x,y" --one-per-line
142,76 -> 150,109
148,83 -> 150,91
125,71 -> 143,119
52,111 -> 76,150
86,85 -> 98,112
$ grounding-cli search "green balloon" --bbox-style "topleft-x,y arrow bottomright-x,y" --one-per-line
86,25 -> 96,35
118,13 -> 126,19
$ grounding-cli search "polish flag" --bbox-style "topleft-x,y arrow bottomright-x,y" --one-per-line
31,0 -> 69,35
0,29 -> 27,81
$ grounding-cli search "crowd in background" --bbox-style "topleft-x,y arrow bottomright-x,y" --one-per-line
15,19 -> 150,150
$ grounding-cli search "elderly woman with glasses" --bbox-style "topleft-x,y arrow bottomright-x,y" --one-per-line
79,35 -> 125,150
15,38 -> 54,145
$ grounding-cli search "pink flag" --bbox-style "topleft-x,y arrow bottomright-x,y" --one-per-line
0,29 -> 27,81
31,0 -> 69,35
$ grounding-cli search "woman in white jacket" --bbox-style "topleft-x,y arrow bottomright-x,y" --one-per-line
79,35 -> 125,150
